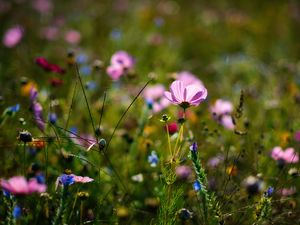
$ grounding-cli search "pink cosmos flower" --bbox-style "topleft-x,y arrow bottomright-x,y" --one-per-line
111,50 -> 135,70
64,30 -> 81,44
41,26 -> 59,41
71,174 -> 94,183
32,0 -> 53,14
1,176 -> 46,195
106,50 -> 135,81
175,165 -> 192,180
278,187 -> 296,196
271,146 -> 299,163
2,25 -> 23,48
143,84 -> 171,113
164,80 -> 207,108
210,99 -> 233,116
176,71 -> 204,87
210,99 -> 234,130
106,63 -> 124,81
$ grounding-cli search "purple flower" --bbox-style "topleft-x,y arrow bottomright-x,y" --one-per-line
190,142 -> 198,153
164,80 -> 207,108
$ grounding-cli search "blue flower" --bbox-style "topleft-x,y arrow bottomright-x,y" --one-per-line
49,112 -> 57,124
76,54 -> 88,64
3,190 -> 10,198
265,186 -> 274,198
148,151 -> 159,167
13,205 -> 22,219
193,180 -> 201,191
110,28 -> 122,40
146,99 -> 153,110
79,65 -> 92,76
8,104 -> 20,113
85,81 -> 97,90
36,173 -> 46,184
59,174 -> 75,186
190,142 -> 198,153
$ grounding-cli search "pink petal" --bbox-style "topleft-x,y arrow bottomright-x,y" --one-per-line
170,80 -> 184,103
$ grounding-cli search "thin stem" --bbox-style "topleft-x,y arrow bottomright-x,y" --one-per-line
165,124 -> 172,156
23,142 -> 26,175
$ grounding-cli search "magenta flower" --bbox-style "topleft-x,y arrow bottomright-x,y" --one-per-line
1,176 -> 46,195
164,80 -> 207,108
271,146 -> 299,164
35,57 -> 65,74
2,25 -> 23,48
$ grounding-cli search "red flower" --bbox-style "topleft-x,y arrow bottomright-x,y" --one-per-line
35,57 -> 65,74
166,122 -> 178,135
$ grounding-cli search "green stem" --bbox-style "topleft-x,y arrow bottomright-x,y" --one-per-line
23,143 -> 26,175
52,186 -> 68,225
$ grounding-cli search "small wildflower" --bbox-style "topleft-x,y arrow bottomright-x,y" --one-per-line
166,122 -> 178,135
193,180 -> 201,191
264,187 -> 274,198
7,104 -> 20,114
48,112 -> 57,124
189,142 -> 198,153
13,205 -> 22,219
148,151 -> 159,167
57,174 -> 75,187
176,165 -> 192,180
